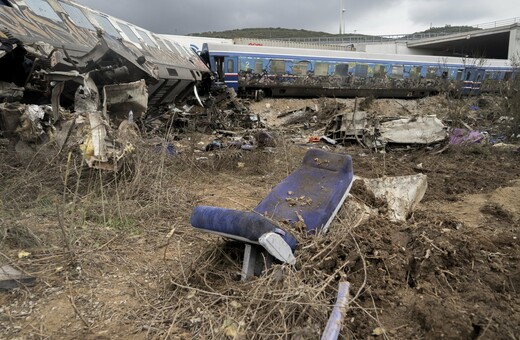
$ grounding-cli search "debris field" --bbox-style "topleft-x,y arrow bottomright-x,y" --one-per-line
1,94 -> 520,339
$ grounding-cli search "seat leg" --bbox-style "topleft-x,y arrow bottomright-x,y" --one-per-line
241,244 -> 277,281
241,244 -> 258,281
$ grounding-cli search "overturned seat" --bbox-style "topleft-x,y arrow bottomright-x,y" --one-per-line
190,149 -> 354,279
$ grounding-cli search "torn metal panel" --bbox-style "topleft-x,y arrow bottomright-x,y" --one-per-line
326,111 -> 370,141
326,112 -> 447,147
379,115 -> 447,144
103,80 -> 147,123
80,111 -> 128,171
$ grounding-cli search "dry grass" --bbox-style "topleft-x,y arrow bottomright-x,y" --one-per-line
1,141 -> 376,338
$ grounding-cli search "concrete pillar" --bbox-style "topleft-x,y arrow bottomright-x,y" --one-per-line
508,25 -> 520,61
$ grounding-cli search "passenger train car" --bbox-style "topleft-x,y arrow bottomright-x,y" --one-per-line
202,42 -> 514,98
0,0 -> 211,106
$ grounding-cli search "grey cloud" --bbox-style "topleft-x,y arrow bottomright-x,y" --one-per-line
74,0 -> 518,36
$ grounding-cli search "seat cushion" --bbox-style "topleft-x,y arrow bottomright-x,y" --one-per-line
190,206 -> 299,250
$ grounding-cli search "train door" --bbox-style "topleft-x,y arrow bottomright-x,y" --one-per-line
213,56 -> 225,83
224,56 -> 239,91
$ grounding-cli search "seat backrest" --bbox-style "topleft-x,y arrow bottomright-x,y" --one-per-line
254,149 -> 353,234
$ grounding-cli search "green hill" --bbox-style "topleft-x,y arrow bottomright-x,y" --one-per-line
188,25 -> 480,40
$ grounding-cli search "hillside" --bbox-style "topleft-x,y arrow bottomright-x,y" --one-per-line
189,25 -> 479,39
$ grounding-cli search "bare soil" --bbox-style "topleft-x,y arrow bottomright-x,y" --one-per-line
1,96 -> 519,339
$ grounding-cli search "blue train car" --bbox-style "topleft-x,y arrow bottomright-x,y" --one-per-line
202,43 -> 513,98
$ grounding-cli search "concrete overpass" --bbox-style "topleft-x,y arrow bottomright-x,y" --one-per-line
407,23 -> 520,60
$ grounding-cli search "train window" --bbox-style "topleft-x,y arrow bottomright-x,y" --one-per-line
426,67 -> 438,79
92,13 -> 121,38
25,0 -> 62,22
227,59 -> 235,73
293,62 -> 309,76
118,23 -> 141,44
58,1 -> 93,30
504,71 -> 513,81
165,40 -> 182,54
374,65 -> 386,78
315,62 -> 329,76
270,60 -> 286,75
136,29 -> 157,48
355,64 -> 368,78
456,69 -> 463,80
409,66 -> 422,79
390,65 -> 404,79
334,63 -> 349,77
155,38 -> 170,51
465,70 -> 472,81
254,60 -> 263,74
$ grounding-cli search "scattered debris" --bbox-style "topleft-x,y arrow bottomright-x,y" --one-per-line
326,111 -> 448,148
321,281 -> 351,340
449,128 -> 488,145
359,174 -> 428,221
0,265 -> 35,290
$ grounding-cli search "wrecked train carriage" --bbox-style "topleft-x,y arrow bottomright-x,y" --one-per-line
0,0 -> 211,107
0,0 -> 211,171
202,42 -> 513,99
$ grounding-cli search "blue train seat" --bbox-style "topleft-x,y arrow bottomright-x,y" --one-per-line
190,149 -> 354,279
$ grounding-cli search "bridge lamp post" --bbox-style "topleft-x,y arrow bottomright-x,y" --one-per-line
339,0 -> 346,34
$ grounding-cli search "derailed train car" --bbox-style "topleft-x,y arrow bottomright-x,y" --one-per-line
0,0 -> 211,106
201,42 -> 514,99
0,0 -> 211,170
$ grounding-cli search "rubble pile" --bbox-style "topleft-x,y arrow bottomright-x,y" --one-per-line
0,35 -> 262,170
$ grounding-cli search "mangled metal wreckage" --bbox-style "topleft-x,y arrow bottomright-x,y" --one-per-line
325,111 -> 448,148
0,0 -> 211,170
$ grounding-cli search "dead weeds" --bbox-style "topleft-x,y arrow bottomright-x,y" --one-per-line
1,127 -> 520,339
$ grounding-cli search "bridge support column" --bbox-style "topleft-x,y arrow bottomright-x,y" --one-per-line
508,25 -> 520,61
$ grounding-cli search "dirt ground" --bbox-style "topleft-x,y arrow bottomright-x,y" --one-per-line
1,95 -> 519,339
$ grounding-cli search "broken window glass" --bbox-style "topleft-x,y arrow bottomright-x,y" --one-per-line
25,0 -> 62,22
58,1 -> 93,29
92,13 -> 121,38
334,64 -> 349,77
270,60 -> 286,75
118,23 -> 141,44
314,62 -> 329,76
136,29 -> 157,47
390,65 -> 404,79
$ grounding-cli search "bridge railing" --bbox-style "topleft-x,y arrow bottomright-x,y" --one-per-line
274,17 -> 520,45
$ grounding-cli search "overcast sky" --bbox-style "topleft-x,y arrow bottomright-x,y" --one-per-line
75,0 -> 520,36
